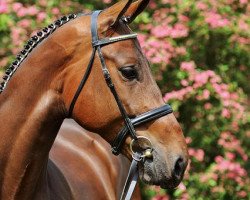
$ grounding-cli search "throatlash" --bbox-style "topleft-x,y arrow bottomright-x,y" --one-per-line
0,14 -> 77,93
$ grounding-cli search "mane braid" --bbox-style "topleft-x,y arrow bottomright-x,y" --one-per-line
0,13 -> 78,93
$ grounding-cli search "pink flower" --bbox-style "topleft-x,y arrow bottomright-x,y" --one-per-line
202,89 -> 210,99
180,61 -> 195,72
18,19 -> 31,28
17,8 -> 27,17
39,0 -> 47,6
215,155 -> 223,163
0,57 -> 8,68
51,7 -> 60,15
178,15 -> 189,22
220,91 -> 230,99
149,1 -> 157,9
185,137 -> 192,144
0,0 -> 8,13
221,108 -> 231,118
27,6 -> 38,16
161,0 -> 173,4
196,149 -> 205,162
201,173 -> 218,183
11,27 -> 22,45
231,92 -> 239,100
180,193 -> 189,200
232,36 -> 250,45
212,83 -> 222,93
205,12 -> 230,28
239,0 -> 248,4
231,121 -> 239,131
196,2 -> 208,10
216,159 -> 229,171
181,79 -> 189,87
178,182 -> 186,191
151,25 -> 172,38
225,152 -> 235,160
193,72 -> 209,86
239,19 -> 249,31
237,191 -> 247,198
204,103 -> 212,110
37,12 -> 46,22
143,38 -> 175,64
152,196 -> 169,200
152,57 -> 162,63
188,148 -> 204,162
12,2 -> 23,12
171,24 -> 189,38
103,0 -> 111,3
176,47 -> 187,55
210,76 -> 221,83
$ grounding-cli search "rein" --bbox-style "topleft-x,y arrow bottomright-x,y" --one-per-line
68,11 -> 174,200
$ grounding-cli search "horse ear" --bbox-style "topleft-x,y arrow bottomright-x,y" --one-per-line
124,0 -> 149,23
98,0 -> 133,33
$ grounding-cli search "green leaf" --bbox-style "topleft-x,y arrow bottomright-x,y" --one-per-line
135,12 -> 150,24
208,179 -> 217,187
0,14 -> 11,31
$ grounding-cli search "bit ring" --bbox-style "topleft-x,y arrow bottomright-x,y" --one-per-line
130,136 -> 153,158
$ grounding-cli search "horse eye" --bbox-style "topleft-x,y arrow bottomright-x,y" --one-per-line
119,66 -> 138,80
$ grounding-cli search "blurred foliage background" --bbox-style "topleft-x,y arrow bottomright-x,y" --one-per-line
0,0 -> 249,199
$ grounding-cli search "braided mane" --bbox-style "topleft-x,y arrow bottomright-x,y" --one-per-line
0,13 -> 77,93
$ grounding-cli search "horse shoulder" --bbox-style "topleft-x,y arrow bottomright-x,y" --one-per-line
48,119 -> 141,200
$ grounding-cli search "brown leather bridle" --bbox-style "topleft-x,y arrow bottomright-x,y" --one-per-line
68,11 -> 174,200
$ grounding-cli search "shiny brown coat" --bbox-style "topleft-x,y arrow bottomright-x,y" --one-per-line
0,0 -> 188,199
50,119 -> 141,200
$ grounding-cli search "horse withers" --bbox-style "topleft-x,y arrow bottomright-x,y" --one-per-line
0,0 -> 188,199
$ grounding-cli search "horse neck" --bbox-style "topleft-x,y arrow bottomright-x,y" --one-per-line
0,27 -> 72,199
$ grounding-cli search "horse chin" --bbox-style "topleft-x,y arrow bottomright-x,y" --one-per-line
138,157 -> 182,190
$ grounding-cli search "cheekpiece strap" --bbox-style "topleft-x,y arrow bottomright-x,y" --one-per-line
67,10 -> 101,118
91,10 -> 102,44
91,10 -> 138,141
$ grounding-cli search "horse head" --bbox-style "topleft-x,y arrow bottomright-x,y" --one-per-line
60,0 -> 188,189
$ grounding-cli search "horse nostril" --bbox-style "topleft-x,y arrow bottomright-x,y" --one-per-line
173,157 -> 185,180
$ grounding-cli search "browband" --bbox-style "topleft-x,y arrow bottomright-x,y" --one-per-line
92,33 -> 138,47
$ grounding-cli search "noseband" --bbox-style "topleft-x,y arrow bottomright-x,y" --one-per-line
68,11 -> 173,199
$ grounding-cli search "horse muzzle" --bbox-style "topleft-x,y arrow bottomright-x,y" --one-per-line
138,147 -> 188,189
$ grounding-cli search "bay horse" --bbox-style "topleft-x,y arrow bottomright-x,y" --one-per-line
50,119 -> 141,200
0,0 -> 188,199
